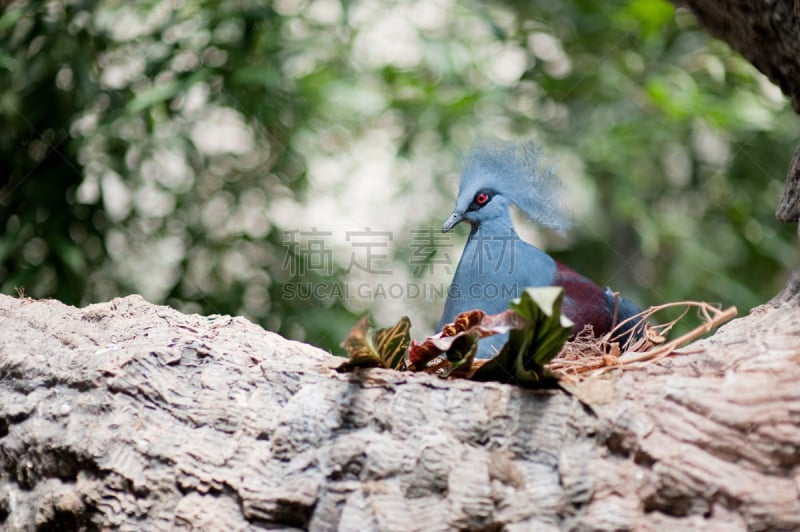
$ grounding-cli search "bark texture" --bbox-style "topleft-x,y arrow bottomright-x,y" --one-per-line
671,0 -> 800,223
673,0 -> 800,112
1,293 -> 799,531
777,144 -> 800,224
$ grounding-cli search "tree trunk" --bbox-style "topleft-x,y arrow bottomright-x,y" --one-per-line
672,0 -> 800,111
1,293 -> 798,531
671,0 -> 800,223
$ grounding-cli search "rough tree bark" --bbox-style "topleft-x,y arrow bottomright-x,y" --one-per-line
672,0 -> 800,223
673,0 -> 800,112
1,292 -> 799,531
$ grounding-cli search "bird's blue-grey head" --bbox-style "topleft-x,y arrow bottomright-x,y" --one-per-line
442,140 -> 570,233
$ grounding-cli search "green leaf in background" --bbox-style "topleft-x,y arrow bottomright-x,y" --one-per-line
472,287 -> 573,386
0,8 -> 24,33
232,66 -> 283,89
126,80 -> 182,114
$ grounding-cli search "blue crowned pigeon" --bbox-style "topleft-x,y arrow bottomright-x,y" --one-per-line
438,140 -> 643,359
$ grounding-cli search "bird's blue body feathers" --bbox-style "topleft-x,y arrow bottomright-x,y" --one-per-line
438,140 -> 643,359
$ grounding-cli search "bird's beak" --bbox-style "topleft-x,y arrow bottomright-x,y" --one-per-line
442,211 -> 464,233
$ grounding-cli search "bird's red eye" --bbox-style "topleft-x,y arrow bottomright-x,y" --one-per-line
475,192 -> 489,206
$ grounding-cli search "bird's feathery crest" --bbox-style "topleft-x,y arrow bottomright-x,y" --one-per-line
459,139 -> 571,232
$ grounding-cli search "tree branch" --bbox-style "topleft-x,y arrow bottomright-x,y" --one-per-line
672,0 -> 800,227
1,294 -> 798,529
672,0 -> 800,112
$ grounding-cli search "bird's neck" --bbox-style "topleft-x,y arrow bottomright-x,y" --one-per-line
469,213 -> 521,240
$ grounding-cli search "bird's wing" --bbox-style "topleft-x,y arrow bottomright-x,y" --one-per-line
553,261 -> 614,336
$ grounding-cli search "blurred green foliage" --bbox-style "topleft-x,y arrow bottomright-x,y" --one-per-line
0,0 -> 796,353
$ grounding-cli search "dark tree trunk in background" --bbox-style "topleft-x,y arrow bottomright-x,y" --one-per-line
673,0 -> 800,112
2,5 -> 800,531
673,0 -> 800,225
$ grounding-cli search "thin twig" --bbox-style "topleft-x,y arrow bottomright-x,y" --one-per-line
547,301 -> 738,379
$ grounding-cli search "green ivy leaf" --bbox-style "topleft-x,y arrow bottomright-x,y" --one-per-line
472,287 -> 573,386
510,287 -> 574,366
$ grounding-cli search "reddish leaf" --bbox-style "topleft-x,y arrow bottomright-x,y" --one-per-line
408,309 -> 528,370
